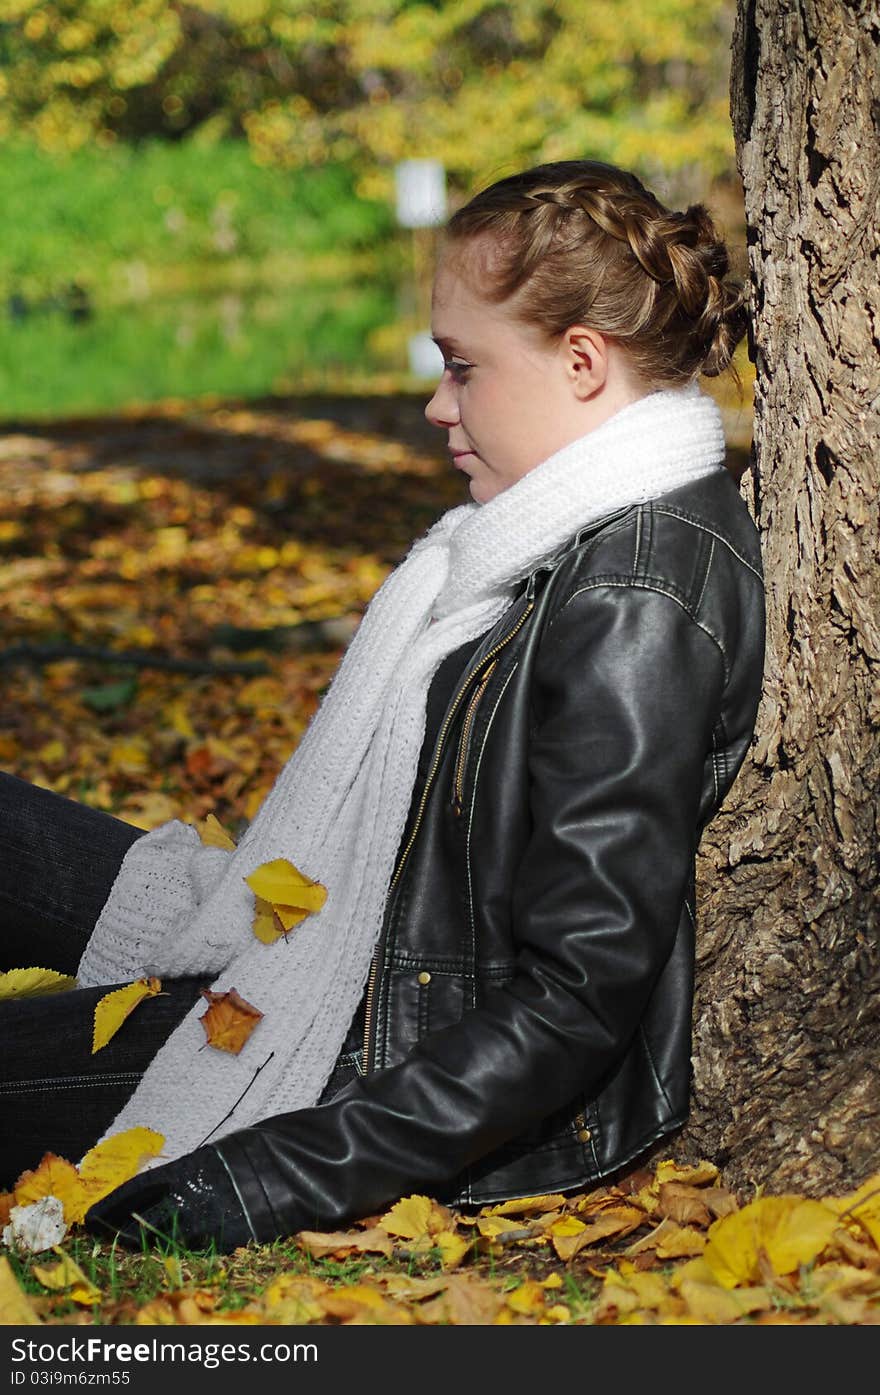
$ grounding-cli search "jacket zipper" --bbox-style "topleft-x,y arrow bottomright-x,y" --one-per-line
451,660 -> 498,816
362,597 -> 535,1071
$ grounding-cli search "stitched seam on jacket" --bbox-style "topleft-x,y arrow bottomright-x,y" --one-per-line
465,663 -> 520,1010
695,536 -> 715,615
213,1145 -> 259,1244
650,507 -> 764,582
639,1024 -> 674,1115
550,579 -> 730,684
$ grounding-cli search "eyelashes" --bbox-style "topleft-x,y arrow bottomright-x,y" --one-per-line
444,358 -> 474,382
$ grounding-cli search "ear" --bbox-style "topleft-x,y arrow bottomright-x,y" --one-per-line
561,325 -> 610,400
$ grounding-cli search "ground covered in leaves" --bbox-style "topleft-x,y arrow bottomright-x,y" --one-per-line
6,385 -> 871,1327
3,1159 -> 880,1325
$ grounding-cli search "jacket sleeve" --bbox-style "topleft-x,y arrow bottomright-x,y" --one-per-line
210,583 -> 727,1240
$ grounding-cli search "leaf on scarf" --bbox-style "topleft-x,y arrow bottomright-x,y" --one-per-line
245,857 -> 327,943
0,967 -> 77,1000
92,977 -> 163,1053
197,813 -> 237,850
199,987 -> 264,1053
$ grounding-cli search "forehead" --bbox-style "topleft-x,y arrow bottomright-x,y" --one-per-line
431,243 -> 522,342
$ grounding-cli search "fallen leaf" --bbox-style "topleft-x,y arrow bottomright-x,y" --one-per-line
245,857 -> 327,943
199,988 -> 263,1053
378,1194 -> 454,1241
13,1155 -> 83,1224
476,1214 -> 531,1241
552,1208 -> 645,1261
0,967 -> 76,1000
506,1279 -> 546,1317
3,1197 -> 67,1253
297,1226 -> 394,1259
656,1181 -> 712,1228
654,1224 -> 707,1259
679,1277 -> 772,1323
415,1274 -> 506,1325
480,1193 -> 568,1217
92,977 -> 163,1053
827,1172 -> 880,1249
703,1196 -> 840,1289
0,1256 -> 41,1324
654,1159 -> 719,1187
434,1229 -> 471,1269
32,1252 -> 100,1305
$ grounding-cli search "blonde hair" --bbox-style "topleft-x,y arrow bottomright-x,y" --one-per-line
445,160 -> 748,388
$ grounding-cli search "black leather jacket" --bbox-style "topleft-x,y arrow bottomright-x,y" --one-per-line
210,469 -> 765,1239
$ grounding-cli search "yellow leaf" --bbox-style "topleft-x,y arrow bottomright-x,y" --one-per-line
703,1196 -> 840,1289
548,1215 -> 587,1237
378,1194 -> 454,1241
0,967 -> 76,1000
476,1214 -> 528,1240
506,1280 -> 546,1316
297,1227 -> 393,1259
0,1256 -> 41,1324
32,1252 -> 100,1305
92,977 -> 163,1053
545,1304 -> 572,1323
655,1159 -> 719,1187
435,1230 -> 470,1270
481,1193 -> 568,1217
199,988 -> 263,1054
826,1172 -> 880,1249
13,1155 -> 84,1225
245,857 -> 327,944
679,1278 -> 772,1323
75,1128 -> 165,1220
654,1224 -> 707,1259
198,813 -> 236,851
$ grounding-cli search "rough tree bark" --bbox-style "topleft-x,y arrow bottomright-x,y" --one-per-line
674,0 -> 880,1193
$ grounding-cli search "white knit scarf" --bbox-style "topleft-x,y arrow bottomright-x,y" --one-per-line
78,384 -> 725,1163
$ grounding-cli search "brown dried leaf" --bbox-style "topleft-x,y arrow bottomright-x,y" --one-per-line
297,1226 -> 393,1259
656,1181 -> 712,1228
198,988 -> 263,1054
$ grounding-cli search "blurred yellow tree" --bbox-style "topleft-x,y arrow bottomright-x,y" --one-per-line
0,1 -> 736,194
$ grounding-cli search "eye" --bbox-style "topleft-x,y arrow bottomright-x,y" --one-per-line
444,358 -> 473,383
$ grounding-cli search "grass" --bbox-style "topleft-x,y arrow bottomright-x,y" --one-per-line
0,137 -> 409,418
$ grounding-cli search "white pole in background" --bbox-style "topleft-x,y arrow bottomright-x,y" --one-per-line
394,160 -> 447,378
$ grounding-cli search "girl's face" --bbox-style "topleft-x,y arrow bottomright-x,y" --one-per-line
425,249 -> 595,504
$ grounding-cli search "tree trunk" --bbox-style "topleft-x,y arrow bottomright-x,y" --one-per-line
676,0 -> 880,1194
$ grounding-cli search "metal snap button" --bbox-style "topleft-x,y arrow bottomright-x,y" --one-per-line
417,971 -> 432,986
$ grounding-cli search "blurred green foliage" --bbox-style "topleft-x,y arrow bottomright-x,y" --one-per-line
0,140 -> 396,418
0,138 -> 391,301
0,0 -> 738,199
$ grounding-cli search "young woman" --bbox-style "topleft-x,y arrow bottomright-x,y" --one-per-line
0,160 -> 765,1249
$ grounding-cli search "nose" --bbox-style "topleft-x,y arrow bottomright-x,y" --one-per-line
425,373 -> 460,428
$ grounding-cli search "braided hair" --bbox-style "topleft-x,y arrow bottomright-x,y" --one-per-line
445,161 -> 748,388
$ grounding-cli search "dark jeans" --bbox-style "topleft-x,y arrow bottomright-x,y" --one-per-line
0,773 -> 204,1186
